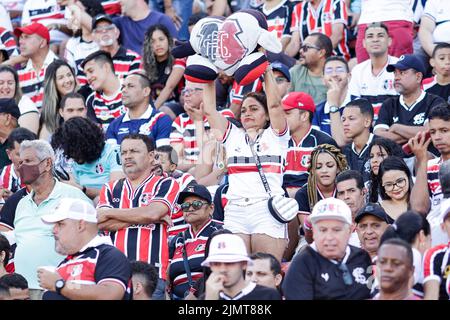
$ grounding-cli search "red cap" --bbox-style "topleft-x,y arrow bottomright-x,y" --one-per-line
282,92 -> 316,113
14,23 -> 50,43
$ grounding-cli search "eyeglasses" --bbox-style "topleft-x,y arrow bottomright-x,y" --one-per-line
93,25 -> 115,33
382,177 -> 407,192
338,263 -> 354,286
300,44 -> 321,52
180,200 -> 209,211
181,88 -> 203,96
324,66 -> 347,75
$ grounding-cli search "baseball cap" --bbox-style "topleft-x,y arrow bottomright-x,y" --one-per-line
92,14 -> 114,30
177,184 -> 212,204
0,98 -> 20,119
41,198 -> 97,224
310,198 -> 352,225
14,22 -> 50,43
439,198 -> 450,224
201,234 -> 251,267
282,92 -> 316,113
355,203 -> 394,224
271,61 -> 291,82
386,54 -> 426,75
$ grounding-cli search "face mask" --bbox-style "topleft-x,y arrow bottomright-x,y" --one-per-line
18,159 -> 45,184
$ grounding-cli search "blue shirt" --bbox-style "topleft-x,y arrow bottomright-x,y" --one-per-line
106,104 -> 172,146
312,93 -> 352,136
113,11 -> 177,54
71,142 -> 122,190
14,180 -> 92,289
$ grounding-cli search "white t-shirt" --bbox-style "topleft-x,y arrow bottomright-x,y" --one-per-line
358,0 -> 414,24
64,36 -> 99,73
0,4 -> 13,31
423,0 -> 450,43
18,94 -> 38,115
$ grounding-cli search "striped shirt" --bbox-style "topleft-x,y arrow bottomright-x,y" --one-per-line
0,26 -> 17,57
0,164 -> 23,198
168,220 -> 223,298
423,242 -> 450,300
21,0 -> 64,26
170,109 -> 235,162
258,0 -> 295,40
100,0 -> 121,16
97,174 -> 180,280
18,51 -> 59,109
64,37 -> 99,84
86,87 -> 126,131
291,0 -> 350,60
229,77 -> 263,105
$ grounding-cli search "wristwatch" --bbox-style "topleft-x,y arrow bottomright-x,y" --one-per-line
55,279 -> 65,295
329,105 -> 340,113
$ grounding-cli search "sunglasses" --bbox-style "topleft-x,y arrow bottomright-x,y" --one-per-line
300,44 -> 321,52
180,200 -> 209,211
338,263 -> 354,286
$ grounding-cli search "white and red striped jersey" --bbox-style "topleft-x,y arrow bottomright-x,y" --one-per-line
0,164 -> 23,193
229,77 -> 263,105
258,0 -> 296,40
86,87 -> 125,131
221,121 -> 290,201
97,174 -> 180,280
291,0 -> 350,60
100,0 -> 121,16
21,0 -> 64,26
18,51 -> 58,110
0,26 -> 17,57
423,242 -> 450,300
170,109 -> 235,162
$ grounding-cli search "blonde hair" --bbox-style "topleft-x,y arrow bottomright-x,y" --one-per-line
307,144 -> 348,208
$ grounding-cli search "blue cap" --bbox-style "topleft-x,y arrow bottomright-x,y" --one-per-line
177,184 -> 212,204
386,54 -> 426,75
271,61 -> 291,82
355,203 -> 394,224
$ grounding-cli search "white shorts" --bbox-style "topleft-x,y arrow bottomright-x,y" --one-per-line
224,199 -> 288,239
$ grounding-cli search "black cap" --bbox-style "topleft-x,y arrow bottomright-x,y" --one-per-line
0,98 -> 20,119
386,54 -> 426,75
355,203 -> 394,224
92,14 -> 113,30
177,184 -> 212,204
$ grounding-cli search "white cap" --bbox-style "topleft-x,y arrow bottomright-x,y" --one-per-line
201,234 -> 251,267
440,198 -> 450,224
41,198 -> 97,224
310,198 -> 352,225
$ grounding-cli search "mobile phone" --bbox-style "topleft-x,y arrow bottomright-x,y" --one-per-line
402,131 -> 431,155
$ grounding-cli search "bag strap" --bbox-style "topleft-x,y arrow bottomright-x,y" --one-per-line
246,133 -> 273,197
181,231 -> 195,289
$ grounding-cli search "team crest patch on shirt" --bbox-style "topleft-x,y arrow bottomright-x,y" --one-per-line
383,79 -> 394,90
70,264 -> 83,278
301,155 -> 311,168
96,164 -> 104,174
195,244 -> 206,252
139,122 -> 152,136
140,193 -> 153,205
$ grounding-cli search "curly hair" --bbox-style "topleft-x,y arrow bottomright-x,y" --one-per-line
307,144 -> 348,208
142,24 -> 174,83
54,117 -> 105,164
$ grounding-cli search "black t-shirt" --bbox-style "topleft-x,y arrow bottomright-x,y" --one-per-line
424,80 -> 450,104
341,134 -> 379,183
295,185 -> 336,215
0,141 -> 11,172
200,282 -> 281,300
0,187 -> 28,229
374,92 -> 445,130
283,245 -> 373,300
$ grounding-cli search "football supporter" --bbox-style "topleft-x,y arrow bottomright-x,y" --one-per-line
271,61 -> 291,98
423,43 -> 450,104
97,133 -> 180,300
287,0 -> 350,60
38,198 -> 131,300
15,23 -> 59,110
106,73 -> 172,146
283,197 -> 373,300
131,261 -> 158,300
313,56 -> 352,139
374,54 -> 445,145
81,50 -> 124,131
418,0 -> 450,58
0,273 -> 29,300
0,98 -> 20,169
58,92 -> 87,121
91,14 -> 141,83
355,203 -> 393,260
409,105 -> 450,245
168,184 -> 222,300
203,233 -> 281,300
14,140 -> 91,300
348,22 -> 398,119
289,33 -> 332,104
355,0 -> 414,63
203,67 -> 289,262
246,252 -> 283,291
379,211 -> 431,297
373,239 -> 419,300
0,233 -> 10,277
